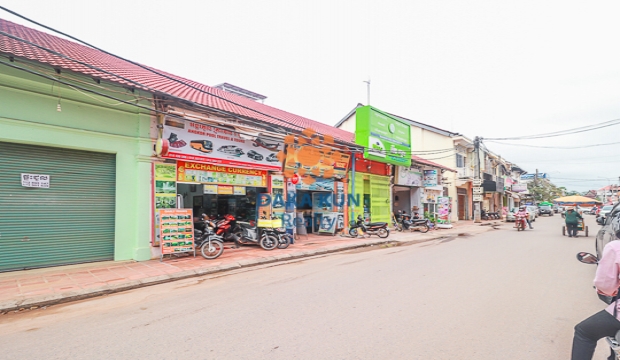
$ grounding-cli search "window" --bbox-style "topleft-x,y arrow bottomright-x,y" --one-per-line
456,154 -> 465,168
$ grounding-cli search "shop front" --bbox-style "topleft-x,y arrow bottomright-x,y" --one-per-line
153,115 -> 283,253
350,153 -> 392,224
393,165 -> 423,215
422,169 -> 443,216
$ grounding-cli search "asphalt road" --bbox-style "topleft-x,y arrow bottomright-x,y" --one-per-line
0,214 -> 611,359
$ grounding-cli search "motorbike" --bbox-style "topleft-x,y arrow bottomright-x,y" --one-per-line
576,252 -> 620,359
193,218 -> 225,259
233,220 -> 279,250
210,214 -> 238,242
515,215 -> 527,231
349,215 -> 389,238
262,216 -> 291,249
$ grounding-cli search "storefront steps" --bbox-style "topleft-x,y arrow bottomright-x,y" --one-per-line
0,222 -> 506,313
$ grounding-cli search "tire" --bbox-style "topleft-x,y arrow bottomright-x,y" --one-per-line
349,228 -> 358,237
277,234 -> 290,249
562,226 -> 566,236
259,234 -> 278,250
378,228 -> 389,238
585,226 -> 589,237
200,239 -> 224,259
418,224 -> 429,233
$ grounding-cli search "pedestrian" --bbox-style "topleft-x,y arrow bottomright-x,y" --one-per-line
571,218 -> 620,359
565,207 -> 583,238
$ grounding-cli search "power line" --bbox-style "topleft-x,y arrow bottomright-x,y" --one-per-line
483,118 -> 620,141
485,140 -> 620,149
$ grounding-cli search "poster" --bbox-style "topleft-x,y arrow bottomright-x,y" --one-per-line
318,212 -> 339,234
296,177 -> 335,191
21,173 -> 50,188
163,116 -> 283,170
257,193 -> 273,227
284,144 -> 350,179
436,196 -> 451,224
154,163 -> 177,246
159,209 -> 195,256
396,167 -> 422,187
177,161 -> 267,187
423,170 -> 438,187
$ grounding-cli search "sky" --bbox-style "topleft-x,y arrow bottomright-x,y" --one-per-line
2,1 -> 619,192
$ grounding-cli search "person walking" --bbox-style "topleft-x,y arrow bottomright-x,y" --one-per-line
565,207 -> 583,238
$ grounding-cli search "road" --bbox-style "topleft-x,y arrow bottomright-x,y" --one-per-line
0,214 -> 610,359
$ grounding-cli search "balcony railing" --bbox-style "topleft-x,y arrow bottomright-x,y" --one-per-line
457,167 -> 474,179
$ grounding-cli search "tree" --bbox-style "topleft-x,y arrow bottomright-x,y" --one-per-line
527,179 -> 574,202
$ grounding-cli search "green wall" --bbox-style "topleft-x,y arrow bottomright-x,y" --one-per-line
0,64 -> 153,261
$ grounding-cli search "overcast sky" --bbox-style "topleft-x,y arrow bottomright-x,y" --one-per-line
2,1 -> 619,192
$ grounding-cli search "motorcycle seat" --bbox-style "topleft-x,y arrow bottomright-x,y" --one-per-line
367,222 -> 387,227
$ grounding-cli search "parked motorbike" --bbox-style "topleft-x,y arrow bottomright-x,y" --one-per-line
393,211 -> 410,232
262,216 -> 291,249
233,220 -> 278,250
211,214 -> 238,242
349,215 -> 390,238
515,215 -> 527,231
409,218 -> 430,233
193,216 -> 225,259
576,252 -> 620,359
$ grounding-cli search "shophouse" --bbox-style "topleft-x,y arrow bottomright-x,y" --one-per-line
0,19 -> 358,267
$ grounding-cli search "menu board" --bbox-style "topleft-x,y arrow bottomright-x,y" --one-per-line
159,209 -> 195,257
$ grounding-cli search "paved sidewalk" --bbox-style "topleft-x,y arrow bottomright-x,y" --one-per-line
0,220 -> 504,312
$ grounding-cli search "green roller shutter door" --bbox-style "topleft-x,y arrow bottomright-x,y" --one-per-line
0,142 -> 116,272
370,175 -> 391,223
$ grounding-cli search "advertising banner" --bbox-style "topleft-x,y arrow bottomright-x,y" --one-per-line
271,175 -> 285,225
177,161 -> 267,187
159,209 -> 195,258
296,177 -> 335,191
163,116 -> 283,170
284,144 -> 350,179
355,106 -> 411,166
318,212 -> 340,234
436,196 -> 452,224
396,167 -> 423,186
511,184 -> 528,193
423,170 -> 438,187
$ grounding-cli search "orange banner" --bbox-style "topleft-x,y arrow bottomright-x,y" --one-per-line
159,209 -> 194,255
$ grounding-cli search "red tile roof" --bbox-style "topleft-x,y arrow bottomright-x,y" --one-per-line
0,19 -> 355,143
411,155 -> 456,172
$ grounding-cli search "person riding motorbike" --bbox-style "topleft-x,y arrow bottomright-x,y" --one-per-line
572,216 -> 620,359
516,205 -> 533,229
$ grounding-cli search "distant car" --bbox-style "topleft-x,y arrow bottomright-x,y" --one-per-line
266,153 -> 279,162
217,145 -> 244,156
506,208 -> 536,222
595,203 -> 620,258
599,205 -> 615,220
539,205 -> 554,216
247,150 -> 264,161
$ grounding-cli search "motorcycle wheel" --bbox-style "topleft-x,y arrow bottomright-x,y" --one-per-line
260,234 -> 278,250
277,234 -> 291,249
200,240 -> 224,259
378,228 -> 389,238
349,228 -> 358,237
395,225 -> 403,232
418,224 -> 429,233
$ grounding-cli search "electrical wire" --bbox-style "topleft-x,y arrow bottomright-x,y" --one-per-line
483,118 -> 620,141
484,140 -> 620,149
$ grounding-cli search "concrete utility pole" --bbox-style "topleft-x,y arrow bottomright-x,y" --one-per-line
473,136 -> 481,223
363,79 -> 371,105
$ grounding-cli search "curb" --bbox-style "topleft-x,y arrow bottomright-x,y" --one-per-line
0,224 -> 497,313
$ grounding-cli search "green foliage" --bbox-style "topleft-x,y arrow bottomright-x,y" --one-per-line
527,179 -> 573,203
424,211 -> 436,223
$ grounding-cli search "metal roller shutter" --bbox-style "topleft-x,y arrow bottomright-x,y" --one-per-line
0,142 -> 116,272
370,175 -> 391,223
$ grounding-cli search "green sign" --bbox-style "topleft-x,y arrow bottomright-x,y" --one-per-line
355,106 -> 411,166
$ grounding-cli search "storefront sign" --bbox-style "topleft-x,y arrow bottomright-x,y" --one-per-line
511,184 -> 527,193
21,173 -> 50,188
233,186 -> 246,195
423,170 -> 438,187
177,161 -> 267,187
318,212 -> 341,234
436,197 -> 451,224
203,184 -> 218,194
162,116 -> 283,170
296,177 -> 334,191
355,106 -> 411,166
218,185 -> 233,194
284,144 -> 350,179
159,209 -> 194,257
396,167 -> 422,186
154,163 -> 177,209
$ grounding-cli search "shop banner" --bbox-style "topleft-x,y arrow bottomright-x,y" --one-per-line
177,161 -> 267,187
423,170 -> 438,187
436,196 -> 452,224
159,209 -> 195,257
355,106 -> 412,166
284,144 -> 350,179
296,177 -> 334,191
155,163 -> 177,209
318,212 -> 341,234
163,116 -> 283,170
218,185 -> 233,194
512,184 -> 527,192
396,167 -> 422,187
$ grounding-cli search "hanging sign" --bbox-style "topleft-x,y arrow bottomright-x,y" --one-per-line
203,184 -> 218,194
396,167 -> 422,186
21,173 -> 50,188
177,161 -> 267,187
162,116 -> 283,170
473,195 -> 483,202
423,170 -> 438,187
233,186 -> 246,195
217,185 -> 234,195
159,209 -> 195,258
473,187 -> 484,194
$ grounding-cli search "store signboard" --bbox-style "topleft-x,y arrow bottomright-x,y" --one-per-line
473,195 -> 483,202
355,106 -> 411,166
218,185 -> 233,195
512,184 -> 527,193
284,144 -> 350,179
296,177 -> 334,191
21,173 -> 50,188
159,209 -> 195,258
423,170 -> 438,187
233,186 -> 246,195
177,161 -> 267,187
436,197 -> 451,224
396,167 -> 422,186
318,212 -> 341,234
203,184 -> 218,194
162,116 -> 283,170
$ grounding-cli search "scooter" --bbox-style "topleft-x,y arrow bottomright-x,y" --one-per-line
233,220 -> 278,250
193,218 -> 225,259
576,252 -> 620,359
262,216 -> 291,249
211,214 -> 238,242
349,215 -> 389,238
515,215 -> 527,231
481,209 -> 491,220
409,218 -> 430,233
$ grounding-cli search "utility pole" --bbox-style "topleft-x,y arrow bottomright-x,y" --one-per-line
363,79 -> 371,105
473,136 -> 481,223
